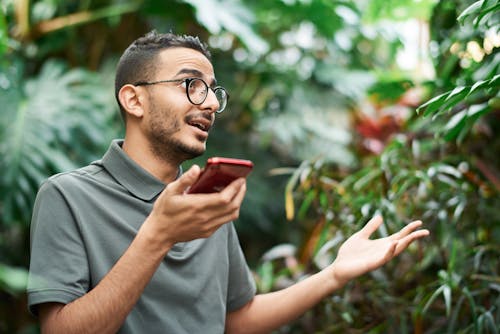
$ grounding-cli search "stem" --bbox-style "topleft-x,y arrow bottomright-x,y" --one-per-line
31,2 -> 142,38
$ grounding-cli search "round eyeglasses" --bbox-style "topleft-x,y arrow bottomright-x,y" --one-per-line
133,77 -> 229,113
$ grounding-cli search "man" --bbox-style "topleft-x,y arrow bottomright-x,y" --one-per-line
27,31 -> 429,333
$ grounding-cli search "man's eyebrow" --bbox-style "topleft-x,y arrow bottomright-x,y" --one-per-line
175,68 -> 217,86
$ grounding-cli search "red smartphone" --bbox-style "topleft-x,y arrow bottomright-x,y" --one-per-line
188,157 -> 254,194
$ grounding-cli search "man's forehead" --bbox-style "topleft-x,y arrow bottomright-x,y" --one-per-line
158,47 -> 215,80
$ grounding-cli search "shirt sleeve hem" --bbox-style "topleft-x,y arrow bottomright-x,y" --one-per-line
27,288 -> 83,316
227,286 -> 257,313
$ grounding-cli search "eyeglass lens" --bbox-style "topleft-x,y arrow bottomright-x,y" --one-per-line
187,79 -> 207,104
187,78 -> 227,113
214,88 -> 227,113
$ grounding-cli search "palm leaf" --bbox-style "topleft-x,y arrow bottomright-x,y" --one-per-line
0,60 -> 117,226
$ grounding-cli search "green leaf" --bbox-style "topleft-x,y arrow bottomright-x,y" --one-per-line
456,0 -> 500,27
423,285 -> 445,314
489,73 -> 500,87
473,1 -> 500,27
0,8 -> 8,59
353,169 -> 382,191
444,103 -> 491,142
416,91 -> 449,116
468,79 -> 489,96
0,60 -> 117,225
443,110 -> 467,141
185,0 -> 269,55
443,284 -> 452,316
457,0 -> 484,25
419,74 -> 499,120
436,86 -> 469,115
0,264 -> 28,294
364,0 -> 437,22
298,190 -> 316,220
478,311 -> 498,334
256,261 -> 274,293
467,102 -> 491,119
445,86 -> 467,102
462,287 -> 479,333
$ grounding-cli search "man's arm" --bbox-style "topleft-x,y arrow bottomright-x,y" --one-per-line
225,216 -> 429,334
38,223 -> 175,334
37,165 -> 247,334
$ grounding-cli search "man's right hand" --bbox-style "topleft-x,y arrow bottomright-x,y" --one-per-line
142,164 -> 247,249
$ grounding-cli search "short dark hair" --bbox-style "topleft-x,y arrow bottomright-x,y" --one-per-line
114,31 -> 211,121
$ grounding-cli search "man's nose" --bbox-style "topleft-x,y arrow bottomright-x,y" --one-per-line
200,88 -> 220,114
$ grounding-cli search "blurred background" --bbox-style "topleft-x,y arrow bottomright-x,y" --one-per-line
1,0 -> 499,333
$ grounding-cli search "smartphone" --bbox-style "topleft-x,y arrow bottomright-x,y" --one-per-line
188,157 -> 254,194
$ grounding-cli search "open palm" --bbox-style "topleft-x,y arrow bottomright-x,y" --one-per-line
330,216 -> 429,285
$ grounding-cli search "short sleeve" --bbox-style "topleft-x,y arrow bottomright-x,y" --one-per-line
27,178 -> 90,315
226,223 -> 256,312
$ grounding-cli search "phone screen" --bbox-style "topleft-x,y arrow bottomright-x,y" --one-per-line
188,157 -> 253,194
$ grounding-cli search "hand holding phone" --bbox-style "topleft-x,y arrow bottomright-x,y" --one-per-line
187,157 -> 254,194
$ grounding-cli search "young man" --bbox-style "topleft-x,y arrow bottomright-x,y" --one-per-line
27,31 -> 429,333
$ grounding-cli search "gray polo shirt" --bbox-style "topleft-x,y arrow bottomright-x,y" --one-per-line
27,139 -> 256,333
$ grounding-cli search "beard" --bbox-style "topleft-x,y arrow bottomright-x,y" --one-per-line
146,100 -> 207,164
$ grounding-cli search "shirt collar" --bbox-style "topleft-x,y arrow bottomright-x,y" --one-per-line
100,139 -> 180,201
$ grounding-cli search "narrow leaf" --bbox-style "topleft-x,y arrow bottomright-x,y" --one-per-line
445,86 -> 467,102
457,0 -> 484,24
423,285 -> 445,314
285,161 -> 308,221
416,92 -> 449,115
443,285 -> 452,316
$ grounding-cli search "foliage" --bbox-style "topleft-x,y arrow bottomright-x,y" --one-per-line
1,3 -> 122,330
1,0 -> 499,333
418,0 -> 499,144
260,0 -> 500,332
0,60 -> 118,226
417,74 -> 499,142
277,134 -> 499,332
0,60 -> 119,333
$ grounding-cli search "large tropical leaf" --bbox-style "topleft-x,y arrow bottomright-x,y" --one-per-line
0,60 -> 118,226
257,85 -> 354,166
184,0 -> 269,55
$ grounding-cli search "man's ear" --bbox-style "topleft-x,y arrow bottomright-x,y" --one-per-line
118,84 -> 145,118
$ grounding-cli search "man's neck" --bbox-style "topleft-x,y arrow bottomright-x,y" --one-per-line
121,136 -> 182,184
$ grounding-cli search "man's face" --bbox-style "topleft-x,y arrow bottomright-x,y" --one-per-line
141,47 -> 219,163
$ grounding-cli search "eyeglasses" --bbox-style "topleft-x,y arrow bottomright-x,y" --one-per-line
134,77 -> 229,113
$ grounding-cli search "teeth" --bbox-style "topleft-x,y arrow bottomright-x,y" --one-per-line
192,122 -> 206,131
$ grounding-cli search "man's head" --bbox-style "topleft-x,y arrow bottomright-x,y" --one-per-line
115,31 -> 211,121
116,31 -> 226,165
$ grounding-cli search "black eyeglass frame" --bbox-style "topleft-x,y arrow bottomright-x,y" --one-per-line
133,78 -> 229,113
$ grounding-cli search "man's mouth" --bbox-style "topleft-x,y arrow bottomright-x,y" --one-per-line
188,119 -> 210,132
186,114 -> 213,133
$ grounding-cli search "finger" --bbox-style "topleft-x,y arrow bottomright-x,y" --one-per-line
359,215 -> 384,238
205,181 -> 247,226
169,165 -> 201,194
211,179 -> 246,216
219,177 -> 246,202
390,220 -> 424,241
394,229 -> 430,256
231,178 -> 247,204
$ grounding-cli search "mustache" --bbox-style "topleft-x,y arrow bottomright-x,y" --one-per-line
185,112 -> 213,123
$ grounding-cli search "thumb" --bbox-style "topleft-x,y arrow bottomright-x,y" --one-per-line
168,165 -> 201,194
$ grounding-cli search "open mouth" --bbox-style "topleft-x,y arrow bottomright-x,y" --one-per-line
188,120 -> 210,132
187,115 -> 212,133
